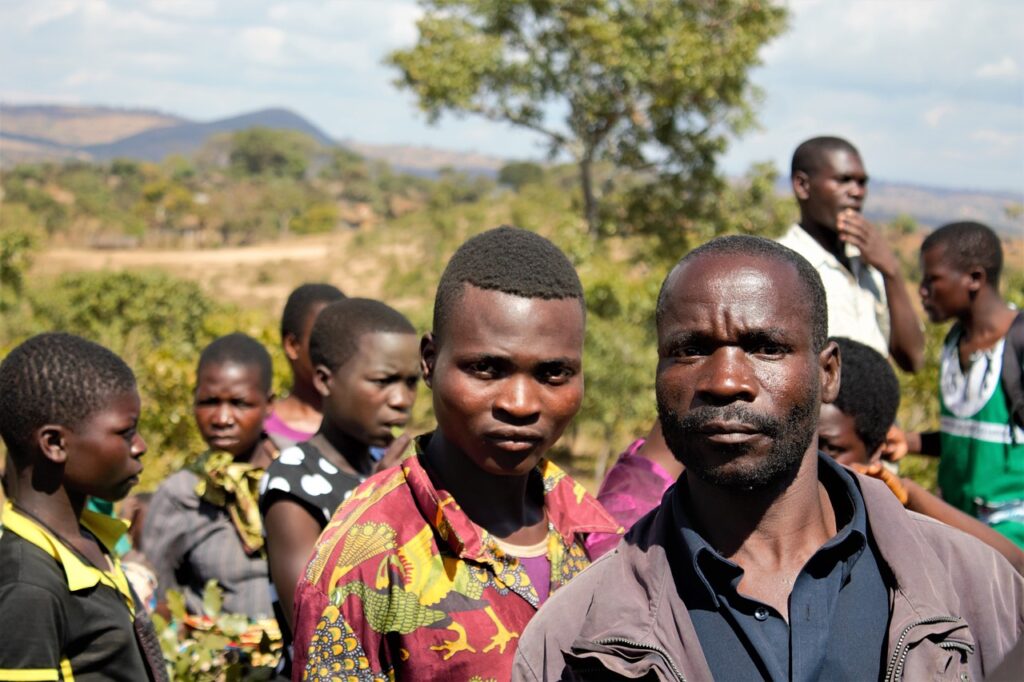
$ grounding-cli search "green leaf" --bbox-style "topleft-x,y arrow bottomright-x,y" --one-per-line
201,578 -> 223,617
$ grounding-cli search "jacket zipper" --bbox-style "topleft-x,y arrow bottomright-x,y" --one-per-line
884,616 -> 966,682
593,637 -> 687,681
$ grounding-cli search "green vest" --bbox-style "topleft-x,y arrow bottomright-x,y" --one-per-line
939,331 -> 1024,548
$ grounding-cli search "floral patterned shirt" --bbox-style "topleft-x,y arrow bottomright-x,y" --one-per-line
292,435 -> 620,681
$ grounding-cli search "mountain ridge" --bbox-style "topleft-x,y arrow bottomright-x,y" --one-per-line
1,102 -> 1020,236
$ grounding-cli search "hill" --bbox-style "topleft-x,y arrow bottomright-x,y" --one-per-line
1,103 -> 1021,236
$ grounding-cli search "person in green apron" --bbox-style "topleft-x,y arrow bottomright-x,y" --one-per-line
899,221 -> 1024,548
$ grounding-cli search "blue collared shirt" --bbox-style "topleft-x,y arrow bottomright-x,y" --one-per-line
670,453 -> 890,681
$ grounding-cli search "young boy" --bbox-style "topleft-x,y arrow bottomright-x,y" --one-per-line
899,222 -> 1024,548
259,297 -> 420,678
0,332 -> 166,681
291,226 -> 620,680
264,283 -> 345,448
143,333 -> 278,619
822,336 -> 1023,572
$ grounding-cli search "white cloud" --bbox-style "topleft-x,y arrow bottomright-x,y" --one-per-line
62,69 -> 112,86
26,0 -> 81,29
975,56 -> 1019,79
924,104 -> 954,128
146,0 -> 219,19
970,128 -> 1024,148
237,26 -> 289,66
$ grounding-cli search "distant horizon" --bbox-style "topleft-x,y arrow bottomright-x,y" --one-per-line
4,99 -> 1023,201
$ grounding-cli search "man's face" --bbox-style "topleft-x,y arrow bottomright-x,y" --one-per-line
63,389 -> 147,502
919,245 -> 973,323
316,331 -> 421,448
424,285 -> 584,477
193,362 -> 272,458
655,254 -> 838,492
795,149 -> 868,231
817,403 -> 873,466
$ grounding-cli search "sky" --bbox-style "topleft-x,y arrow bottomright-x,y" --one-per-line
1,0 -> 1022,193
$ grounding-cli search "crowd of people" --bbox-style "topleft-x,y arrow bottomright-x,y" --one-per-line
1,136 -> 1021,681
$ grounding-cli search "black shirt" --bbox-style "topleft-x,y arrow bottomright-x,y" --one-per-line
670,453 -> 890,682
0,502 -> 151,682
258,436 -> 367,679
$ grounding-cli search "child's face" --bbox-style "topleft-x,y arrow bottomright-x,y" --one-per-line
193,361 -> 271,458
63,389 -> 146,502
919,245 -> 973,323
424,286 -> 584,477
817,403 -> 874,466
315,332 -> 420,448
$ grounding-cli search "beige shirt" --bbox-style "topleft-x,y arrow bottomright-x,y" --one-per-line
778,224 -> 890,356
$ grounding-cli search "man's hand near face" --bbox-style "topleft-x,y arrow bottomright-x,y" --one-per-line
836,209 -> 900,278
837,208 -> 925,372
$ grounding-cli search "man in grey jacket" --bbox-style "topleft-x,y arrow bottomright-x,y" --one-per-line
514,236 -> 1022,681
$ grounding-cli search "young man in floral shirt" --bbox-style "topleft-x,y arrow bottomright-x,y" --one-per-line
292,226 -> 620,681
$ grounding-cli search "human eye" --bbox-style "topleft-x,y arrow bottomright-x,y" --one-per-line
538,363 -> 576,385
464,358 -> 499,379
746,332 -> 790,358
667,337 -> 708,360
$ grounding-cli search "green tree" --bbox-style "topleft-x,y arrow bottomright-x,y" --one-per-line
388,0 -> 787,235
498,161 -> 545,190
0,208 -> 42,312
228,128 -> 315,180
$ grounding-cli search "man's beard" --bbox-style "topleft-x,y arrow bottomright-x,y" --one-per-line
656,391 -> 819,493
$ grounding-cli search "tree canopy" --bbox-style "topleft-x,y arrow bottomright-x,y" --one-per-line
388,0 -> 788,236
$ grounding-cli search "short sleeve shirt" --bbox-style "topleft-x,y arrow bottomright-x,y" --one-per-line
778,224 -> 890,357
259,440 -> 366,527
0,502 -> 150,682
291,434 -> 622,681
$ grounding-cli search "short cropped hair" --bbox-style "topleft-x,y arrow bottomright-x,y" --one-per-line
656,235 -> 828,351
791,136 -> 861,177
831,337 -> 900,454
280,283 -> 345,341
921,221 -> 1003,287
433,225 -> 584,338
0,333 -> 137,462
197,333 -> 273,393
310,298 -> 416,372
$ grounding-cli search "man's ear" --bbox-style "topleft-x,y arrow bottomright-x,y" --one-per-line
36,425 -> 70,465
312,365 -> 333,398
421,333 -> 437,389
792,171 -> 811,201
966,265 -> 986,295
820,340 -> 841,405
283,333 -> 301,362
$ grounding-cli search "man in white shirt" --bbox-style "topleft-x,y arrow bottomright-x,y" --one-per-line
778,136 -> 924,372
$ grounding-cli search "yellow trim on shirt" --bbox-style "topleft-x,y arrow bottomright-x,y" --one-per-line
59,658 -> 74,682
0,669 -> 59,681
0,502 -> 134,616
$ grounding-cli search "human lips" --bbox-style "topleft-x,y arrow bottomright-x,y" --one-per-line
484,429 -> 544,452
697,421 -> 764,444
207,434 -> 239,448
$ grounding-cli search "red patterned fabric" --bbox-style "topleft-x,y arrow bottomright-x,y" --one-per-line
292,435 -> 620,681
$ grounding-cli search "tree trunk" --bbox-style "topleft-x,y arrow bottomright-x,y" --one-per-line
579,155 -> 599,236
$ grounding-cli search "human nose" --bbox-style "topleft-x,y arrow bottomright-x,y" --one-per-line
213,403 -> 234,425
388,383 -> 416,411
132,432 -> 148,457
494,375 -> 541,421
695,347 -> 757,404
